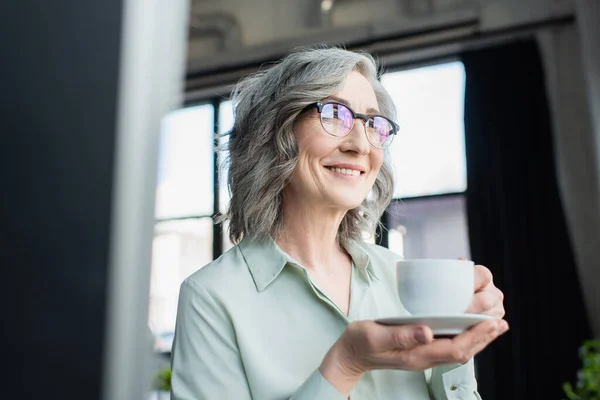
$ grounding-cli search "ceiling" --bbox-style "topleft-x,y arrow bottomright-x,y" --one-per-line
183,0 -> 573,93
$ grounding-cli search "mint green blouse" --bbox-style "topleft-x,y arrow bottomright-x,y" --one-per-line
170,237 -> 482,399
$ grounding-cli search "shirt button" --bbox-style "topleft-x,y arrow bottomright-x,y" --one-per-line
450,385 -> 458,391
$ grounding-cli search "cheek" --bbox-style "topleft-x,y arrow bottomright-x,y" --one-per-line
371,150 -> 385,173
365,151 -> 384,187
297,135 -> 337,168
294,144 -> 326,187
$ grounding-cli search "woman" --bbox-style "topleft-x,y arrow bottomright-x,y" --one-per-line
170,46 -> 507,399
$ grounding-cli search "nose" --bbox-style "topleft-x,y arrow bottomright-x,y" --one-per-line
339,119 -> 370,155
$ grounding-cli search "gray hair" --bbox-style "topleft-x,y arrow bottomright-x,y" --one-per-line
221,46 -> 396,247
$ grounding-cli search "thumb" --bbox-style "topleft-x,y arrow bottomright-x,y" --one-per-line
474,264 -> 493,291
383,324 -> 433,350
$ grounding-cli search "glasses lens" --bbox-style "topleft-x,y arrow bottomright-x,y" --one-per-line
320,103 -> 353,136
366,117 -> 395,148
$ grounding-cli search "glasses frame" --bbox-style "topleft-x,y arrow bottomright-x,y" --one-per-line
305,101 -> 400,149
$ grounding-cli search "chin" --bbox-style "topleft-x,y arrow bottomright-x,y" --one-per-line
330,197 -> 365,212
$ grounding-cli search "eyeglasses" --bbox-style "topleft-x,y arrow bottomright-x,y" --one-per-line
305,101 -> 399,149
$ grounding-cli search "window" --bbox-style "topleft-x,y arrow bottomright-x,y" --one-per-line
149,219 -> 213,333
147,60 -> 471,339
386,195 -> 471,259
218,101 -> 235,252
382,61 -> 467,199
380,61 -> 470,259
155,105 -> 214,219
148,104 -> 216,335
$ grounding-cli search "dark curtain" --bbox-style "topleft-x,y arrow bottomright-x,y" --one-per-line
462,39 -> 592,400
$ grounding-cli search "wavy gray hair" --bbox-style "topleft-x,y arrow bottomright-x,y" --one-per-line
221,46 -> 396,247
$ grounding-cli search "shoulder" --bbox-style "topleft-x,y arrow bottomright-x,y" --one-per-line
359,241 -> 403,263
355,241 -> 403,278
181,245 -> 253,300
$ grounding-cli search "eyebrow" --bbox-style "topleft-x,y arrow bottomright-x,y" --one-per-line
325,95 -> 380,115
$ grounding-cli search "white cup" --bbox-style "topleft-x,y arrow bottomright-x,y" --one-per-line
396,259 -> 475,315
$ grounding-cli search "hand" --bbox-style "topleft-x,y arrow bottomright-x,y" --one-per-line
464,262 -> 505,318
319,318 -> 509,396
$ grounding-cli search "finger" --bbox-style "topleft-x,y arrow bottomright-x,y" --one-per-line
448,319 -> 509,363
466,288 -> 505,316
370,323 -> 434,353
466,288 -> 498,314
400,319 -> 508,369
485,304 -> 506,319
474,264 -> 493,292
387,324 -> 434,349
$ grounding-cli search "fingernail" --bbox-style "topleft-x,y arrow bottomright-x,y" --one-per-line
414,327 -> 428,344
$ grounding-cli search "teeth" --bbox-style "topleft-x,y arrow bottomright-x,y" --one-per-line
327,167 -> 360,176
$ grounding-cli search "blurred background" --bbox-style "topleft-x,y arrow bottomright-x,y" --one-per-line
1,0 -> 599,399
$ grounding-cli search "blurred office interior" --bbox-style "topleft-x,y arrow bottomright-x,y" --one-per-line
1,0 -> 599,399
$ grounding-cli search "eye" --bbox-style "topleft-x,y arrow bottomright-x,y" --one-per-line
366,117 -> 394,147
320,103 -> 354,136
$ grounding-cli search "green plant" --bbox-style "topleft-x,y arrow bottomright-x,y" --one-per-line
153,367 -> 172,392
563,340 -> 600,400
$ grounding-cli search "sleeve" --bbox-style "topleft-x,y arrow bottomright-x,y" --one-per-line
289,370 -> 348,400
427,359 -> 482,400
170,278 -> 252,400
170,278 -> 348,400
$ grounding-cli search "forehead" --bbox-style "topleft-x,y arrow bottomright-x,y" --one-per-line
329,71 -> 379,114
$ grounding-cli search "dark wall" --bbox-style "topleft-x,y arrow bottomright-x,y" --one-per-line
0,1 -> 124,398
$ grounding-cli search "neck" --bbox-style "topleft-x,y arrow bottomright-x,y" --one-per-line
276,197 -> 349,273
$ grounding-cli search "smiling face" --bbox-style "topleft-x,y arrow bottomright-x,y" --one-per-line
285,70 -> 385,213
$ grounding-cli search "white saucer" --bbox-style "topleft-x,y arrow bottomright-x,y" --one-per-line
375,313 -> 496,336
